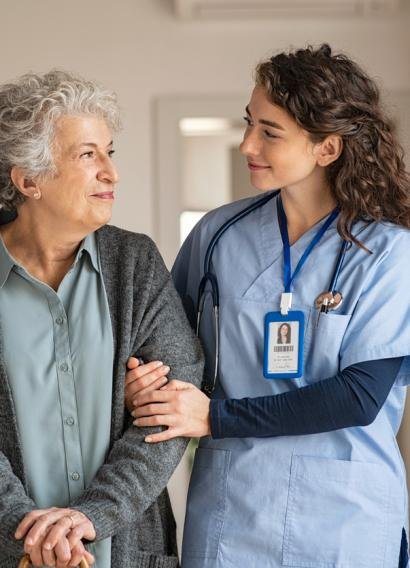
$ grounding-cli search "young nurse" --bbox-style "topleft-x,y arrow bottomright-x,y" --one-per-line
126,45 -> 410,567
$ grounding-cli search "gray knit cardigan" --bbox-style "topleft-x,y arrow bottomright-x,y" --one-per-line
0,224 -> 204,567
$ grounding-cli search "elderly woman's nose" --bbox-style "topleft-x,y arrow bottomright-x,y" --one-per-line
98,156 -> 119,184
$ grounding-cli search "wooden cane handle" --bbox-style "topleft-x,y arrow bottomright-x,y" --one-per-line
19,554 -> 89,568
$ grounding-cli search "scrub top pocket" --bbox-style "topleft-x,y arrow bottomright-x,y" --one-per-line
182,447 -> 231,560
282,455 -> 389,567
305,312 -> 352,381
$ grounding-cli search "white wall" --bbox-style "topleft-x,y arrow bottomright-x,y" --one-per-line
1,0 -> 409,550
1,0 -> 408,240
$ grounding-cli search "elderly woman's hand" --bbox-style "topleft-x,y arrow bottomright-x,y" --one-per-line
15,507 -> 95,566
132,380 -> 211,442
125,357 -> 170,413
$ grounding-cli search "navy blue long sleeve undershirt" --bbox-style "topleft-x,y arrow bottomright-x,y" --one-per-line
210,358 -> 403,439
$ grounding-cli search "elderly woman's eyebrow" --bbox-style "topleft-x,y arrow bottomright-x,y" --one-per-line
69,140 -> 114,151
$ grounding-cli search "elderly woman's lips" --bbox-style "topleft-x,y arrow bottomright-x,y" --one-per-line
91,192 -> 114,200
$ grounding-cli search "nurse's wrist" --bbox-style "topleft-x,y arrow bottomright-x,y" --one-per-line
209,398 -> 224,438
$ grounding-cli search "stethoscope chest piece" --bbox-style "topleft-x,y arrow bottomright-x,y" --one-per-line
315,291 -> 343,312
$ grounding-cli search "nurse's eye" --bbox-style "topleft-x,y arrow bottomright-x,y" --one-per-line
108,149 -> 115,158
264,130 -> 279,139
243,116 -> 253,127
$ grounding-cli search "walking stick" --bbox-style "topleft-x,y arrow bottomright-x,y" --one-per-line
18,554 -> 89,567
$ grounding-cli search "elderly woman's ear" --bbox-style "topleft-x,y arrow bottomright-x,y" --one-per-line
10,166 -> 41,200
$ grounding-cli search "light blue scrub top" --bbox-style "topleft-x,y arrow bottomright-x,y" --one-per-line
173,192 -> 410,568
0,233 -> 113,568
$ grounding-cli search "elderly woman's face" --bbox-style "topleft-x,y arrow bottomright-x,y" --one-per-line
37,115 -> 118,234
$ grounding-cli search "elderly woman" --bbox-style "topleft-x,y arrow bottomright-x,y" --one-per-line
0,71 -> 203,567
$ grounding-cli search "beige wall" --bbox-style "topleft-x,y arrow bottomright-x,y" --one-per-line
1,0 -> 408,240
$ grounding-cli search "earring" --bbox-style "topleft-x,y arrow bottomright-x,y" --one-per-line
33,191 -> 41,200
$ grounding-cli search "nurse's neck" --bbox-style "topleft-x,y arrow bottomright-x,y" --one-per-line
280,183 -> 337,245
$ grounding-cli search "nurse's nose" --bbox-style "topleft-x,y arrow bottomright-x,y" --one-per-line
239,127 -> 262,158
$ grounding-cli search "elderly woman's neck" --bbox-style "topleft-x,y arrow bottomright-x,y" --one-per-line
0,211 -> 86,290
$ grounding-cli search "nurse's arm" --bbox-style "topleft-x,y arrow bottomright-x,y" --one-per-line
131,357 -> 402,441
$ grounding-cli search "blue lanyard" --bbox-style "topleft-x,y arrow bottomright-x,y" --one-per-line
277,195 -> 339,293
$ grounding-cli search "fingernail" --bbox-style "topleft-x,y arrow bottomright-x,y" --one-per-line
145,436 -> 152,443
26,538 -> 33,545
161,377 -> 168,384
155,361 -> 163,367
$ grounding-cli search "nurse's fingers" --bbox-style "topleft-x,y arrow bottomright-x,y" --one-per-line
133,384 -> 191,408
125,362 -> 170,412
125,360 -> 165,385
126,365 -> 169,394
132,402 -> 172,418
135,384 -> 211,438
133,415 -> 174,428
145,427 -> 181,443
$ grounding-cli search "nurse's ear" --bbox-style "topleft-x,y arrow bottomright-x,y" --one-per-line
315,135 -> 343,167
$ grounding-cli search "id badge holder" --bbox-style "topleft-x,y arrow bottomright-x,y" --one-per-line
263,310 -> 304,379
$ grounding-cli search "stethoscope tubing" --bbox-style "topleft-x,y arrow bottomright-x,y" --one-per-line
196,189 -> 349,393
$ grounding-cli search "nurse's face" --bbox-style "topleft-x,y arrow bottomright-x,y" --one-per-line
240,86 -> 323,192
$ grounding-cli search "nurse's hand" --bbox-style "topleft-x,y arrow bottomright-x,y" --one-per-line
125,357 -> 170,412
132,380 -> 211,442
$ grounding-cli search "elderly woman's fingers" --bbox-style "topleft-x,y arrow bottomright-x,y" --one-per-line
53,537 -> 72,567
26,541 -> 46,567
66,519 -> 96,552
83,550 -> 95,565
67,542 -> 88,567
42,514 -> 79,553
15,508 -> 57,539
42,538 -> 58,566
24,512 -> 72,550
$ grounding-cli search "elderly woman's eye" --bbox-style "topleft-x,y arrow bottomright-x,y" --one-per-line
80,151 -> 94,158
108,149 -> 115,158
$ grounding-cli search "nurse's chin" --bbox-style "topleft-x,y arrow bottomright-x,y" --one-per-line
250,180 -> 277,192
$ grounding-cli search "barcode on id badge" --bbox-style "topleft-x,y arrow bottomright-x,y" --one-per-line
273,345 -> 294,352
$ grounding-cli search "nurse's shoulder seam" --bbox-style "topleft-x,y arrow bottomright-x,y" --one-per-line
189,192 -> 276,240
355,221 -> 410,262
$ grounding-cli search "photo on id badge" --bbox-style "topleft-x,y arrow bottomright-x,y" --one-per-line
263,311 -> 304,379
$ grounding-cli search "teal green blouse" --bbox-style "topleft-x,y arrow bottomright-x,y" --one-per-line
0,233 -> 112,567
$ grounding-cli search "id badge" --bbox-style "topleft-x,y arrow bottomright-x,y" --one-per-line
263,310 -> 304,379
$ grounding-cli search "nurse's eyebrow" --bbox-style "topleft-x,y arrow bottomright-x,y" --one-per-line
245,105 -> 285,131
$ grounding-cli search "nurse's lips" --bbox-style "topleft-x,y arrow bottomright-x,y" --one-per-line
247,162 -> 271,171
91,191 -> 115,200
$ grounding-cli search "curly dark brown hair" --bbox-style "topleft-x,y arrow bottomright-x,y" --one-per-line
255,44 -> 410,248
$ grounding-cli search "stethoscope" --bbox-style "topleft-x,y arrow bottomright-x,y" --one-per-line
196,190 -> 350,394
